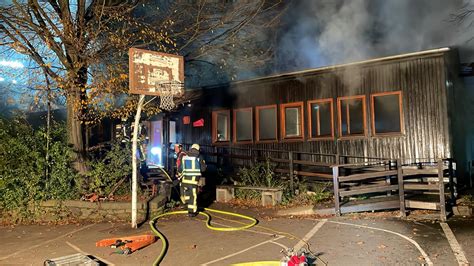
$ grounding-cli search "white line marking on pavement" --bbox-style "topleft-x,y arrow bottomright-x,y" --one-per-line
200,235 -> 285,265
293,219 -> 327,252
329,221 -> 433,266
270,240 -> 289,250
65,241 -> 115,266
0,224 -> 96,261
440,222 -> 470,266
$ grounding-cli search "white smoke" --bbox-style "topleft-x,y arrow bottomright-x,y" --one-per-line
275,0 -> 474,72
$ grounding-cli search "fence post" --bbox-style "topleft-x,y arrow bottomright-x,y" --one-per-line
448,159 -> 455,206
438,159 -> 447,222
332,165 -> 341,216
397,159 -> 406,218
289,151 -> 294,195
386,160 -> 392,196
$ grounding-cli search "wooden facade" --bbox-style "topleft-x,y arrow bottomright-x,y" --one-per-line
170,48 -> 472,183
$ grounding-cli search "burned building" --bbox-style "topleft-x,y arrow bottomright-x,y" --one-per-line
167,47 -> 472,185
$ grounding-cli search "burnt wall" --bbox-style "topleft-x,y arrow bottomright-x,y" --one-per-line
174,52 -> 455,167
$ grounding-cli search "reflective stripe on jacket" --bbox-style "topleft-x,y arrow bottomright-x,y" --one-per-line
182,155 -> 202,177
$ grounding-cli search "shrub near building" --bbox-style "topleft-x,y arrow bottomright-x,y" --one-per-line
0,117 -> 79,215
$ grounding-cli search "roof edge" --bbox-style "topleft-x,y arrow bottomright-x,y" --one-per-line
189,47 -> 451,91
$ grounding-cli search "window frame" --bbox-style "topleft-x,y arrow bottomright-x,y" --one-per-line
212,109 -> 231,144
370,91 -> 404,136
307,98 -> 335,141
337,95 -> 367,139
280,102 -> 305,141
233,107 -> 253,144
255,104 -> 278,143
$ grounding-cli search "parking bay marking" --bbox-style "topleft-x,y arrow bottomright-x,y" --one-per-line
328,220 -> 433,266
0,224 -> 96,261
293,219 -> 327,252
440,222 -> 469,266
201,235 -> 285,265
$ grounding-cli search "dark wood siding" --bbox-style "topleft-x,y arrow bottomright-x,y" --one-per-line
173,51 -> 455,166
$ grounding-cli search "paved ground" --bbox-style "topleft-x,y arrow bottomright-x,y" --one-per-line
0,204 -> 472,265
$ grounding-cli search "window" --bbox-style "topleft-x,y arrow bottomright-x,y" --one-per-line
337,95 -> 366,137
308,99 -> 334,140
212,110 -> 230,143
371,91 -> 403,135
280,102 -> 304,140
233,108 -> 253,143
256,105 -> 278,142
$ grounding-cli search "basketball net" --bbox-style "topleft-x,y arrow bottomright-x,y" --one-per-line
156,81 -> 184,111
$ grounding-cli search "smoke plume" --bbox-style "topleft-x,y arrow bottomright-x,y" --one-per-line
275,0 -> 474,72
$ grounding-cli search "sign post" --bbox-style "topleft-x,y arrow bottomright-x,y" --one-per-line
128,48 -> 184,228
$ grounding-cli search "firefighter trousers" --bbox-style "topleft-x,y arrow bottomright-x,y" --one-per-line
180,176 -> 199,214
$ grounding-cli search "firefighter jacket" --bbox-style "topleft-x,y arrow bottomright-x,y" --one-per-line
179,148 -> 206,185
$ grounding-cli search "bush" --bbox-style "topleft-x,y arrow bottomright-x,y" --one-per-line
85,142 -> 132,196
235,158 -> 292,203
236,158 -> 282,188
282,182 -> 332,206
0,117 -> 79,211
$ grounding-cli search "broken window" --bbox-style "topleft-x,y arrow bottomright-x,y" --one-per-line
281,102 -> 304,140
256,105 -> 277,141
212,110 -> 230,142
338,95 -> 366,137
234,108 -> 253,142
371,91 -> 403,135
308,99 -> 334,139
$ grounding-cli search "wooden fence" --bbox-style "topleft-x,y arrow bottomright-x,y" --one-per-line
181,144 -> 455,220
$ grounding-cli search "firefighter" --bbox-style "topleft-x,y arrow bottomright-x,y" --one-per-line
174,143 -> 186,180
173,143 -> 187,202
179,143 -> 206,217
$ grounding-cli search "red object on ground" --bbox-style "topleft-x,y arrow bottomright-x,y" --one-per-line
96,234 -> 156,254
193,118 -> 204,127
288,255 -> 306,266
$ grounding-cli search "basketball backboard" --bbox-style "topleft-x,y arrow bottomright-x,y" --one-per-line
129,48 -> 184,96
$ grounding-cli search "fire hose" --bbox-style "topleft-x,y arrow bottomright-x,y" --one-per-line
149,167 -> 258,265
149,167 -> 325,266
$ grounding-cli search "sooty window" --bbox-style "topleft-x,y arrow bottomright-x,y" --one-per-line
281,102 -> 304,140
256,105 -> 277,142
308,99 -> 334,140
233,108 -> 253,143
338,95 -> 366,137
212,110 -> 230,143
371,91 -> 403,135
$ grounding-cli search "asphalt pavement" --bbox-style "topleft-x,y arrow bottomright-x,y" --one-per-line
0,204 -> 472,265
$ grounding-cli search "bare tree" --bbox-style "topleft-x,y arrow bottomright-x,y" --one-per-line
0,0 -> 283,171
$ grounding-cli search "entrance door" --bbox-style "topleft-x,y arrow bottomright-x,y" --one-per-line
148,120 -> 163,166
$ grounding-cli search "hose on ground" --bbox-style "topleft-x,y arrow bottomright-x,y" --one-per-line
149,166 -> 258,265
149,208 -> 258,265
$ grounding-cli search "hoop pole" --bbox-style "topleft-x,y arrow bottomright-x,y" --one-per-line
132,94 -> 146,228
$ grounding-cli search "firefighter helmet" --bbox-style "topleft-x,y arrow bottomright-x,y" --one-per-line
191,143 -> 200,151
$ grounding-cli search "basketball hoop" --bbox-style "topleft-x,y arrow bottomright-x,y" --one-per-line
156,81 -> 184,111
128,48 -> 185,111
